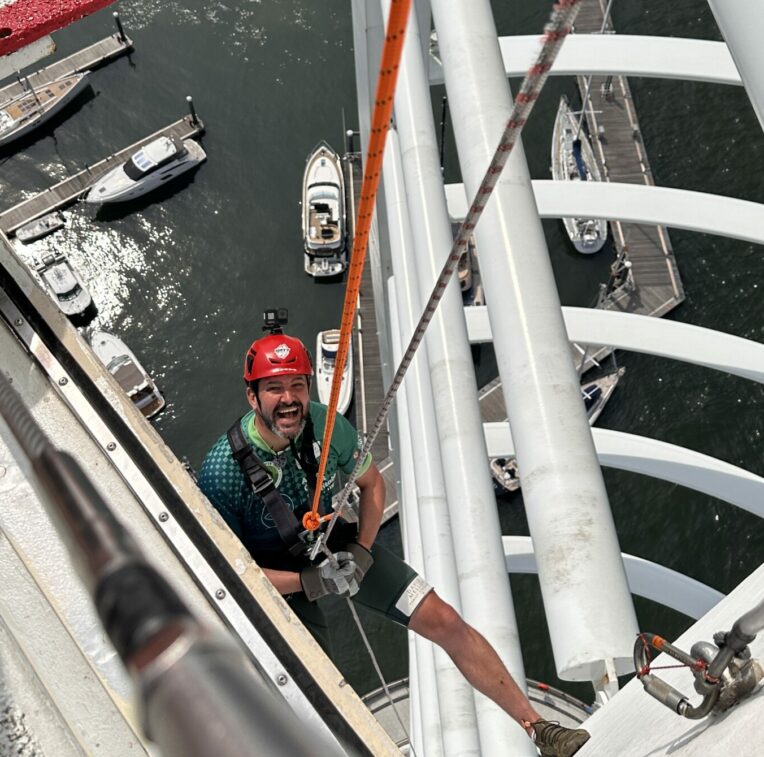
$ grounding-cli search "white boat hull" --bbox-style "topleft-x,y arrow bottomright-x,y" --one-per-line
551,96 -> 608,254
315,329 -> 353,414
302,141 -> 347,276
84,138 -> 206,204
90,331 -> 165,418
490,367 -> 625,493
0,73 -> 90,148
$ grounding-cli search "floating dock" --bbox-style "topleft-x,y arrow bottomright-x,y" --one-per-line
576,0 -> 685,320
0,29 -> 133,105
344,148 -> 399,522
0,114 -> 204,235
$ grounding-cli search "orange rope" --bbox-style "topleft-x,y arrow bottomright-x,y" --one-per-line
303,0 -> 412,532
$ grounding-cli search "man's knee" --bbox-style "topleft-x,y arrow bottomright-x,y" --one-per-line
409,591 -> 467,643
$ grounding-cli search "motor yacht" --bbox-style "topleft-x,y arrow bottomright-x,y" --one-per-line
90,330 -> 166,419
302,141 -> 347,277
83,136 -> 206,204
315,329 -> 353,415
33,251 -> 92,318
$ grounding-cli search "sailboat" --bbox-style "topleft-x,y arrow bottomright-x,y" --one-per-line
551,95 -> 608,253
0,73 -> 90,147
490,367 -> 625,494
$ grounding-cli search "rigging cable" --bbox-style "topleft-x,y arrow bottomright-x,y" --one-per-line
327,0 -> 584,527
303,0 -> 413,533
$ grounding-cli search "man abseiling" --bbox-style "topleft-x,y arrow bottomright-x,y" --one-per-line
198,328 -> 590,757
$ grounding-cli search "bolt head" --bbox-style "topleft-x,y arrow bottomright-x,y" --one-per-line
215,589 -> 226,600
58,377 -> 68,386
106,442 -> 116,451
276,674 -> 288,686
158,512 -> 169,522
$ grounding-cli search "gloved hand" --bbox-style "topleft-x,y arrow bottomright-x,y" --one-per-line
300,551 -> 359,601
345,542 -> 374,587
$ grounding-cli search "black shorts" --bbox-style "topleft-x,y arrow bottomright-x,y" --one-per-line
286,542 -> 431,655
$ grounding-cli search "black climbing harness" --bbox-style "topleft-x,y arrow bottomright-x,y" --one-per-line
226,415 -> 312,557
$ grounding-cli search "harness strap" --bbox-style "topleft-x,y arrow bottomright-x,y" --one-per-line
227,418 -> 304,557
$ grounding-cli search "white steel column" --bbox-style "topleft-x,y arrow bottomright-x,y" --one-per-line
383,3 -> 532,753
384,130 -> 480,756
430,0 -> 639,681
707,0 -> 764,131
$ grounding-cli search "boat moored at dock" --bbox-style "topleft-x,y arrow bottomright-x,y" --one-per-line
90,330 -> 166,418
15,210 -> 66,243
551,95 -> 608,254
0,73 -> 90,148
490,367 -> 625,493
302,141 -> 347,277
33,250 -> 93,318
83,136 -> 206,204
315,329 -> 353,414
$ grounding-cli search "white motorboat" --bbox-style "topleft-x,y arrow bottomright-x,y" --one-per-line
551,95 -> 608,254
0,73 -> 90,148
490,367 -> 625,493
15,210 -> 66,243
90,331 -> 166,419
315,329 -> 353,415
33,251 -> 92,318
302,141 -> 347,277
83,136 -> 206,204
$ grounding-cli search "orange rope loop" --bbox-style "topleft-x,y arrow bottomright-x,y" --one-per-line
303,0 -> 413,531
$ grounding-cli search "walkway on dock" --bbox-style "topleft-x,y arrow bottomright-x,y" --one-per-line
0,115 -> 204,235
344,150 -> 399,522
0,31 -> 132,104
575,0 -> 685,323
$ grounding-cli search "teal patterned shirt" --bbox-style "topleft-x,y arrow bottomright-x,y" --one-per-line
198,402 -> 370,566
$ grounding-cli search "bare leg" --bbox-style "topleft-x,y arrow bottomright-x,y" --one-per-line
408,590 -> 540,733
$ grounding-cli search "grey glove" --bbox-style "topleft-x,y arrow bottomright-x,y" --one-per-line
346,542 -> 374,586
300,551 -> 359,601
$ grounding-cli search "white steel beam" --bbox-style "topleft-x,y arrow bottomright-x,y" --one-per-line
503,537 -> 724,621
383,2 -> 529,751
429,36 -> 740,86
431,0 -> 638,683
445,180 -> 764,247
707,0 -> 764,131
483,424 -> 764,519
384,131 -> 479,755
464,306 -> 764,385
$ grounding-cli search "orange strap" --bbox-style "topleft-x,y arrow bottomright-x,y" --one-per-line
303,0 -> 412,532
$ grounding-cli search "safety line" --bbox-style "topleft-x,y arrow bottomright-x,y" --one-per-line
331,0 -> 583,520
304,0 -> 413,531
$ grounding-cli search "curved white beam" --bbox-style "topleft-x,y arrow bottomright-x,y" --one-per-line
464,306 -> 764,385
503,536 -> 724,620
484,424 -> 764,519
445,180 -> 764,247
429,35 -> 740,87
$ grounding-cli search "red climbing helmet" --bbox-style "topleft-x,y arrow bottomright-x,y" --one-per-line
243,333 -> 313,382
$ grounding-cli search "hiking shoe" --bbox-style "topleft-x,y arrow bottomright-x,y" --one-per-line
532,720 -> 590,757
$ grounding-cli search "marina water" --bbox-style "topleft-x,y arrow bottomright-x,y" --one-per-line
1,0 -> 761,704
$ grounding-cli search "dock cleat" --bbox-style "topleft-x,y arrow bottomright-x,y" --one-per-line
532,720 -> 590,757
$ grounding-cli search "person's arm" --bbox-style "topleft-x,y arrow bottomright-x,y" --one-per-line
354,463 -> 385,550
262,567 -> 303,594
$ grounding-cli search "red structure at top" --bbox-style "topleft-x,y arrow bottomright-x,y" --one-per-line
0,0 -> 116,57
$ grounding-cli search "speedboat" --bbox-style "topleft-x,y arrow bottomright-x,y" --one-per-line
33,251 -> 92,318
83,136 -> 206,204
490,366 -> 625,494
0,73 -> 90,148
90,331 -> 166,419
15,210 -> 66,244
315,329 -> 353,415
302,141 -> 347,277
551,95 -> 608,254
